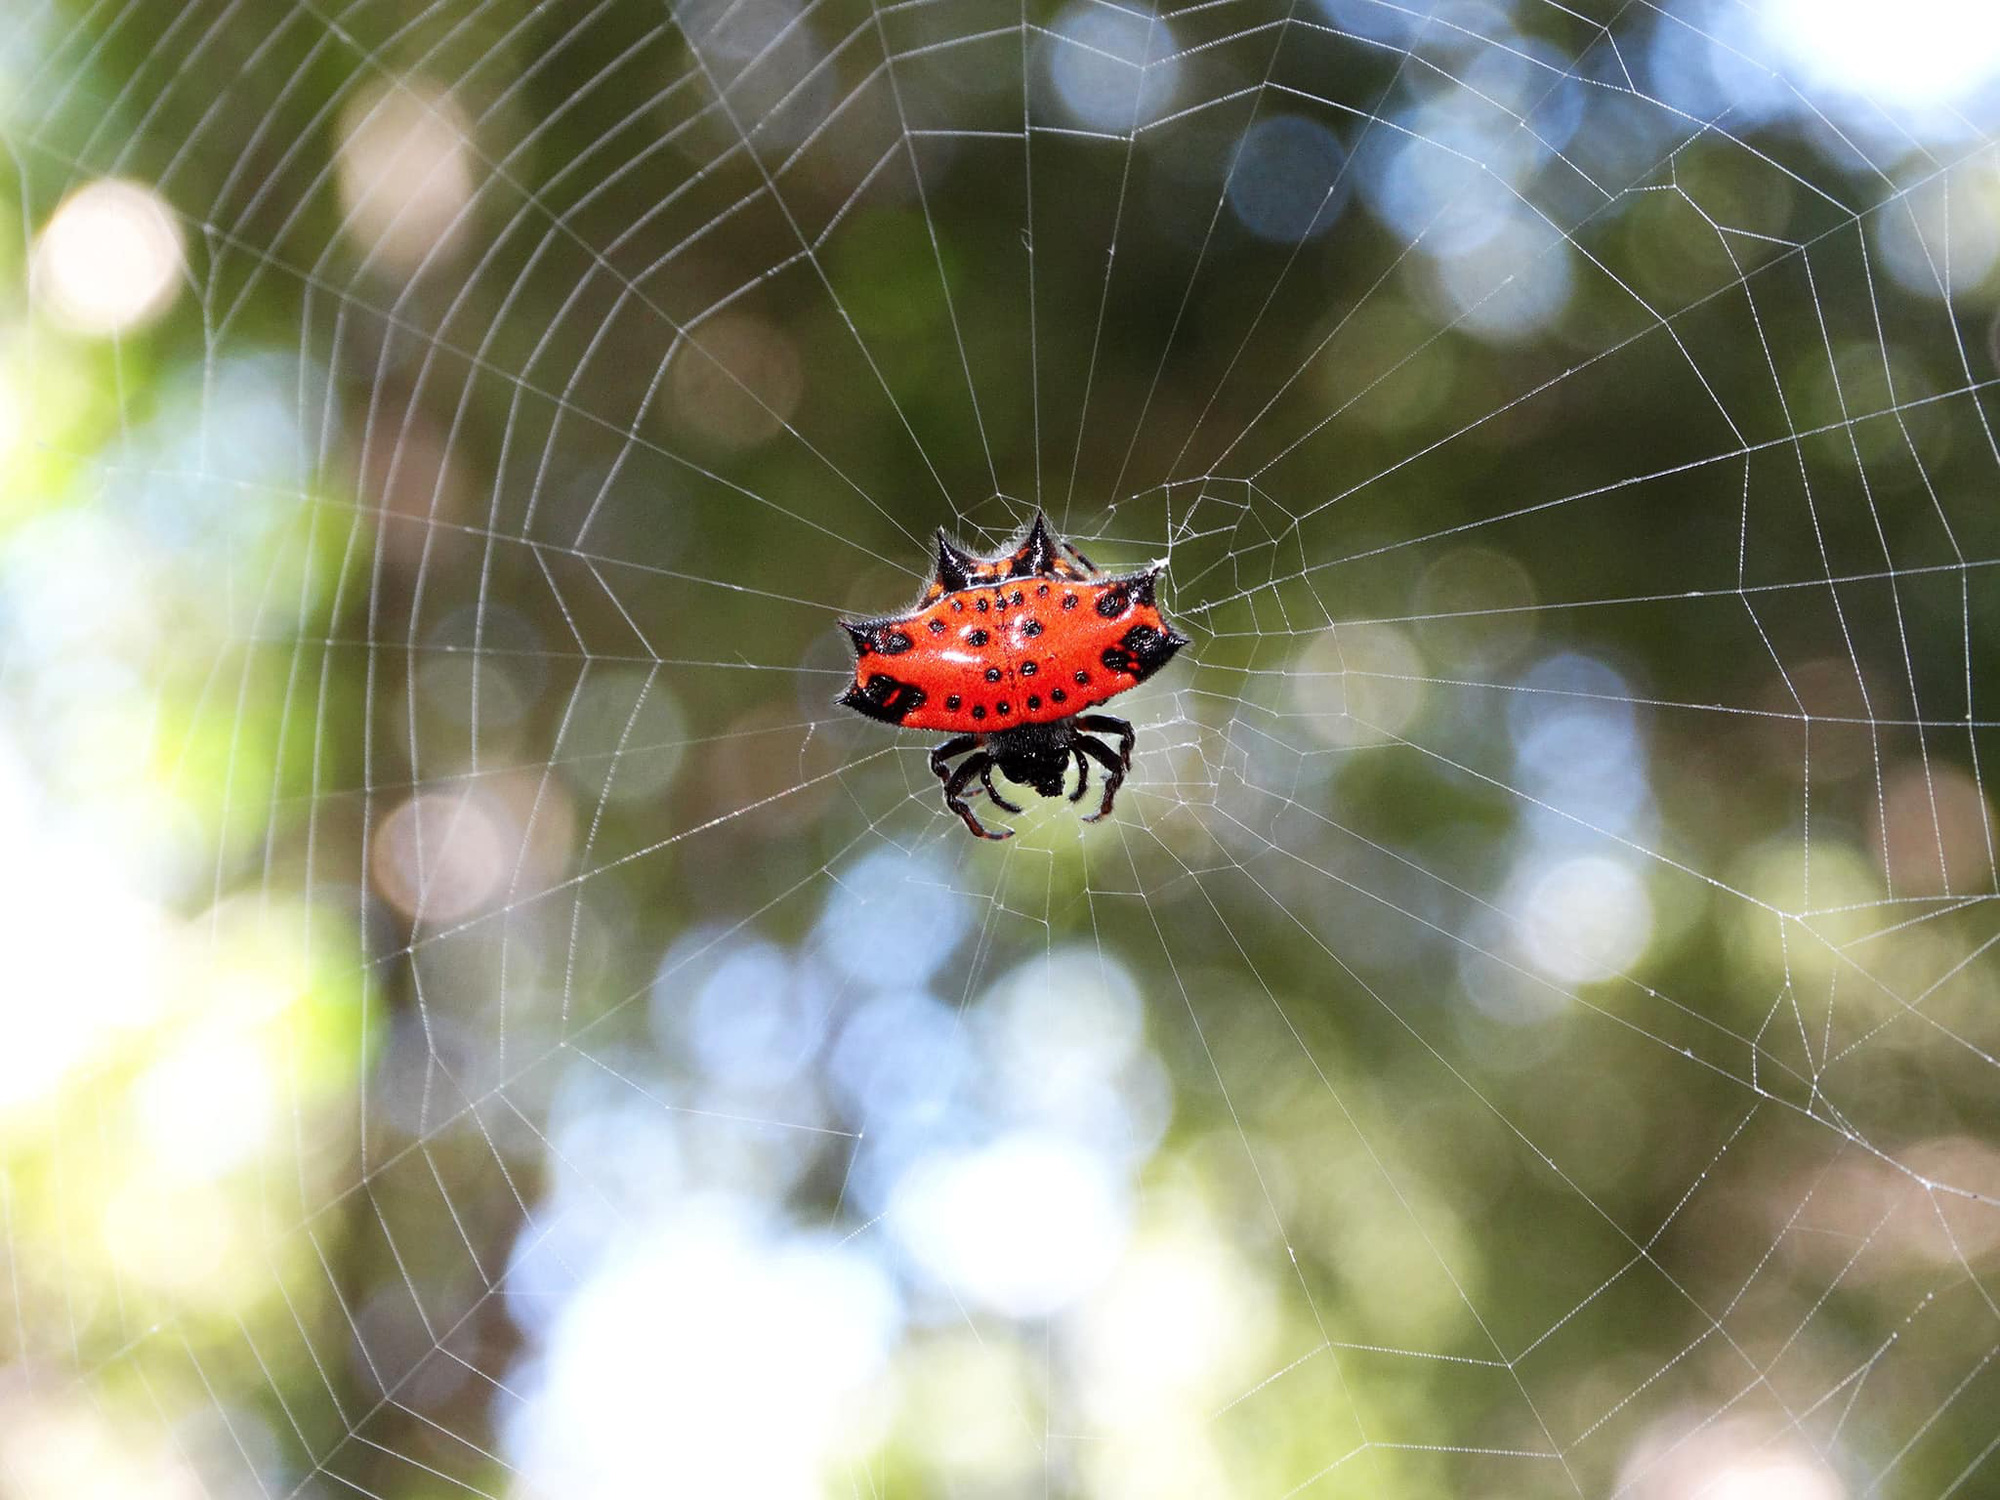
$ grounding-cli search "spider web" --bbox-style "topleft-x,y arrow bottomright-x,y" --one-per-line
2,0 -> 2000,1495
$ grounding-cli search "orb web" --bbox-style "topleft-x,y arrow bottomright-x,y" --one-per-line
2,0 -> 1999,1495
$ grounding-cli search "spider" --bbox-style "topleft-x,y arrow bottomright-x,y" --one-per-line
836,511 -> 1186,839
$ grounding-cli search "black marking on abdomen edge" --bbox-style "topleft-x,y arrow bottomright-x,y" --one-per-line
1102,623 -> 1187,681
840,673 -> 927,724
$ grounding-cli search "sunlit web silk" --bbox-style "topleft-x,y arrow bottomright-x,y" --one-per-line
2,0 -> 2000,1497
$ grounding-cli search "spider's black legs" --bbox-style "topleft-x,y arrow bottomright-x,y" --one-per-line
931,737 -> 1013,839
1077,734 -> 1125,823
944,754 -> 1012,839
929,735 -> 978,781
981,764 -> 1024,814
1078,714 -> 1134,770
1075,715 -> 1134,822
931,735 -> 1009,839
934,723 -> 1132,835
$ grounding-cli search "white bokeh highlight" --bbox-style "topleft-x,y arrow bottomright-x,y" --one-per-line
1759,0 -> 2000,111
889,1132 -> 1129,1318
508,1200 -> 899,1499
32,178 -> 185,336
335,78 -> 475,274
1514,853 -> 1655,986
1046,3 -> 1180,134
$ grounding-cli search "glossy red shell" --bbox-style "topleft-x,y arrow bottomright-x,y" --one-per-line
837,518 -> 1186,735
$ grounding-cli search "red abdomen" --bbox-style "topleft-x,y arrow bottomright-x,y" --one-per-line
841,571 -> 1183,734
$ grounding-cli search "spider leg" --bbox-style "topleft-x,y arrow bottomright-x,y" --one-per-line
928,734 -> 979,782
981,764 -> 1025,814
1076,734 -> 1126,823
944,752 -> 1012,840
1067,744 -> 1090,802
1077,714 -> 1134,770
931,735 -> 1011,839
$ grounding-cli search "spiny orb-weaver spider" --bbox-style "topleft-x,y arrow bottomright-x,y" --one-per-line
836,511 -> 1187,839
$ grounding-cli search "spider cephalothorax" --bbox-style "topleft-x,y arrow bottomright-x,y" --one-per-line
836,511 -> 1187,839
